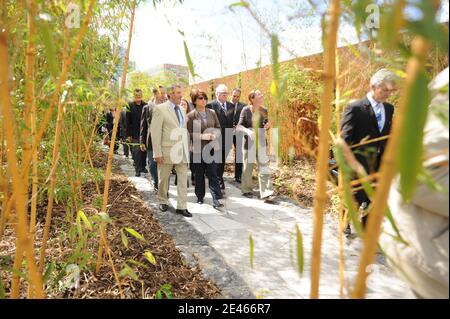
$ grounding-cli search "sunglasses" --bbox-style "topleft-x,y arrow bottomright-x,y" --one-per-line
197,96 -> 207,100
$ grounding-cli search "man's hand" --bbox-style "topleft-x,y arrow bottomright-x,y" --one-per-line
140,144 -> 147,152
154,156 -> 164,164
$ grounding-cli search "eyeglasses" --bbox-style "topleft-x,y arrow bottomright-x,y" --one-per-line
218,92 -> 228,95
197,96 -> 207,100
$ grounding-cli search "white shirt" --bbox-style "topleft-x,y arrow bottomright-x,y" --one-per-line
367,92 -> 385,131
169,101 -> 183,127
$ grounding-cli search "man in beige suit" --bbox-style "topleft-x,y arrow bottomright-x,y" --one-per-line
150,85 -> 191,217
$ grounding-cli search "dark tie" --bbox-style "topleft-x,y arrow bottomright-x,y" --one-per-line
375,104 -> 383,131
174,105 -> 182,127
222,103 -> 227,113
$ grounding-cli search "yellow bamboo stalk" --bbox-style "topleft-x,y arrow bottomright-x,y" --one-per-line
310,0 -> 340,299
334,46 -> 346,298
95,0 -> 137,276
76,120 -> 101,196
83,110 -> 100,164
351,36 -> 432,298
37,93 -> 66,274
0,31 -> 45,299
13,0 -> 38,298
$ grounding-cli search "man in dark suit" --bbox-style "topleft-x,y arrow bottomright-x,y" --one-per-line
207,84 -> 235,189
341,68 -> 397,233
118,107 -> 129,157
126,88 -> 148,177
231,88 -> 245,183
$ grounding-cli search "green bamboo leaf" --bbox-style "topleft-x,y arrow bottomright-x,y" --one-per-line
127,259 -> 149,269
119,264 -> 139,281
77,210 -> 93,231
125,227 -> 146,242
120,229 -> 129,248
249,234 -> 254,269
183,41 -> 197,78
144,251 -> 157,266
37,17 -> 58,77
334,144 -> 363,236
385,208 -> 408,246
296,225 -> 304,275
43,262 -> 55,284
98,212 -> 113,224
399,70 -> 430,201
228,1 -> 248,12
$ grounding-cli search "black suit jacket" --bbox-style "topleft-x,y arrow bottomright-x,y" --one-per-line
126,100 -> 147,139
207,100 -> 235,129
207,100 -> 235,148
140,102 -> 156,150
232,102 -> 246,127
340,96 -> 394,174
118,109 -> 127,139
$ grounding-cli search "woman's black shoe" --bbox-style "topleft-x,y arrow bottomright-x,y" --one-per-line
197,199 -> 204,204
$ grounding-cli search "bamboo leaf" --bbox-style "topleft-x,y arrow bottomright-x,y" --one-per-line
120,229 -> 129,248
119,264 -> 139,281
183,41 -> 197,78
127,259 -> 148,269
249,234 -> 254,269
385,208 -> 408,246
77,210 -> 93,231
229,1 -> 248,12
144,251 -> 157,266
296,225 -> 304,274
399,70 -> 430,201
43,262 -> 55,284
98,212 -> 112,224
125,227 -> 146,242
334,143 -> 363,236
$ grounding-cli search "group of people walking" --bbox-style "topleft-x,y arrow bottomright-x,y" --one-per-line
108,84 -> 276,217
99,68 -> 400,225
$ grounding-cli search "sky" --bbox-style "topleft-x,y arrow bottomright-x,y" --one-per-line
125,0 -> 449,84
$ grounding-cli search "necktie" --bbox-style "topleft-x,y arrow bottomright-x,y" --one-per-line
222,102 -> 227,113
375,104 -> 383,132
174,105 -> 182,127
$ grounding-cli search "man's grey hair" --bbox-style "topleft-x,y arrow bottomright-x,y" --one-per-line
215,84 -> 228,95
370,68 -> 398,87
167,84 -> 181,93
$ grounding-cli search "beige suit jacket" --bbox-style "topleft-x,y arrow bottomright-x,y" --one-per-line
150,101 -> 189,164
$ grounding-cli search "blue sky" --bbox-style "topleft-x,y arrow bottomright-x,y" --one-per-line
126,0 -> 449,83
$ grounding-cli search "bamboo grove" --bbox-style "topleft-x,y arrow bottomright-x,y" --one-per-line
0,0 -> 449,299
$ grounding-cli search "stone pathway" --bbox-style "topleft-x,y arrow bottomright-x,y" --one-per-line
112,149 -> 414,299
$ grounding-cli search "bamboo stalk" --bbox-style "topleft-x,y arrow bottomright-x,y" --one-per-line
334,46 -> 346,298
76,120 -> 101,196
310,0 -> 340,299
0,31 -> 45,299
95,0 -> 136,276
351,36 -> 432,298
84,110 -> 101,164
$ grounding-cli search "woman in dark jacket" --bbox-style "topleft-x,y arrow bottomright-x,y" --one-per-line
186,90 -> 223,209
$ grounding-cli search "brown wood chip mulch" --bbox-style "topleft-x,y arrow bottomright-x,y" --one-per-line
0,149 -> 221,299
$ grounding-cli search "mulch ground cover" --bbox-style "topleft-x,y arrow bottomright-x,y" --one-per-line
0,148 -> 221,299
